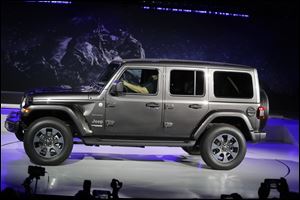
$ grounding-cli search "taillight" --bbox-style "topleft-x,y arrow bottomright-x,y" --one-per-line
257,106 -> 265,119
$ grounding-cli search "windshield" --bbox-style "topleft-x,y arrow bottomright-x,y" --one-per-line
85,62 -> 122,92
98,62 -> 122,84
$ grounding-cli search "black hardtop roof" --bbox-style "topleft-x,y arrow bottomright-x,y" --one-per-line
112,59 -> 253,69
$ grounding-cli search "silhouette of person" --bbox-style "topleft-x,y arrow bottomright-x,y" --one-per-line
74,180 -> 93,200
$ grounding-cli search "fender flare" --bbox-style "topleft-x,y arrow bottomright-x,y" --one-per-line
24,105 -> 93,136
193,112 -> 254,140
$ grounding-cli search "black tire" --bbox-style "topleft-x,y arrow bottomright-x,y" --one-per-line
24,117 -> 73,166
15,129 -> 24,141
182,145 -> 201,155
200,124 -> 246,170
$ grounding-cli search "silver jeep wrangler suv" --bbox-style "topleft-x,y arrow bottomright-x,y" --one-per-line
5,59 -> 269,170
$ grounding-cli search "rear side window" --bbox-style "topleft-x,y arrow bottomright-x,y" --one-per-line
170,70 -> 204,96
214,71 -> 253,98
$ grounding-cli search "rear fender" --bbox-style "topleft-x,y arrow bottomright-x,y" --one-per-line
193,112 -> 254,140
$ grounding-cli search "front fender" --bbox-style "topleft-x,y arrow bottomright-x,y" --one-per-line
24,105 -> 93,136
193,112 -> 254,140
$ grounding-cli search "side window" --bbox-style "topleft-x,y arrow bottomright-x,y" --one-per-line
196,71 -> 204,95
119,68 -> 158,95
214,71 -> 253,98
170,70 -> 194,95
170,70 -> 204,96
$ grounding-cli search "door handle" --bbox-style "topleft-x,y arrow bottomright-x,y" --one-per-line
106,102 -> 116,108
188,104 -> 202,109
146,102 -> 160,108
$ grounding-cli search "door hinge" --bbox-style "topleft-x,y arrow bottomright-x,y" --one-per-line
105,120 -> 115,127
165,103 -> 174,109
164,122 -> 173,128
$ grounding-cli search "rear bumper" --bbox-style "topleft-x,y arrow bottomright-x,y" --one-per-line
251,131 -> 267,142
4,111 -> 21,133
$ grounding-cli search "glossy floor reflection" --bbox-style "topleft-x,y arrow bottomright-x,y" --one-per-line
1,132 -> 299,199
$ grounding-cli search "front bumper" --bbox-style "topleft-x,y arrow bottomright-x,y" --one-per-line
251,131 -> 267,142
5,111 -> 21,133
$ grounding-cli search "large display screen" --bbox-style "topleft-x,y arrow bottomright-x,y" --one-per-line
1,1 -> 298,115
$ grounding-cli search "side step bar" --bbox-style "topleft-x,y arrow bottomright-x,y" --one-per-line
81,137 -> 196,147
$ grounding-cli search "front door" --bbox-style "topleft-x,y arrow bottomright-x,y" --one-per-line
104,66 -> 164,138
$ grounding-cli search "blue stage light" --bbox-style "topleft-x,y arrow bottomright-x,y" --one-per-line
142,6 -> 249,18
25,0 -> 72,4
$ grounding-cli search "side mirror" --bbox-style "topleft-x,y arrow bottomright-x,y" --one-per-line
110,81 -> 124,96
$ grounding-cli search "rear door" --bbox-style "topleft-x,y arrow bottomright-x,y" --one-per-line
104,65 -> 164,137
163,66 -> 209,138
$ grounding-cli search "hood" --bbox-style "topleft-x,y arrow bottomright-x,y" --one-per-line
25,85 -> 103,96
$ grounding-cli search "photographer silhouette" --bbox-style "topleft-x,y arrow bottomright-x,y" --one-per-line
74,180 -> 93,200
111,179 -> 123,199
258,177 -> 298,199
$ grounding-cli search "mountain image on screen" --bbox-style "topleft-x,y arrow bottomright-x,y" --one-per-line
2,17 -> 145,90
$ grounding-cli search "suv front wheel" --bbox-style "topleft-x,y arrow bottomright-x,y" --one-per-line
24,117 -> 73,165
200,124 -> 246,170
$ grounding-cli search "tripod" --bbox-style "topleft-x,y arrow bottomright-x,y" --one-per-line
22,174 -> 42,197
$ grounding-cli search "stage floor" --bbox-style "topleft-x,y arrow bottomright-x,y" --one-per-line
1,114 -> 299,198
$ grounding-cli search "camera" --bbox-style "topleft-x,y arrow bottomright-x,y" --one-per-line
92,190 -> 111,199
264,179 -> 281,189
28,166 -> 45,178
220,193 -> 243,199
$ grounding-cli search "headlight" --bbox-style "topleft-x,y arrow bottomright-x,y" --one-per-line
20,95 -> 33,108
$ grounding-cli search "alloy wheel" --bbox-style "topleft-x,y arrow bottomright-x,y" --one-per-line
33,127 -> 64,158
211,133 -> 239,163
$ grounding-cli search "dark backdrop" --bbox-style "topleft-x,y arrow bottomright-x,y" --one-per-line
1,0 -> 299,117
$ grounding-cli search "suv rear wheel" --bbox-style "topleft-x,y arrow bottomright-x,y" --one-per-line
200,124 -> 246,170
24,117 -> 73,165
